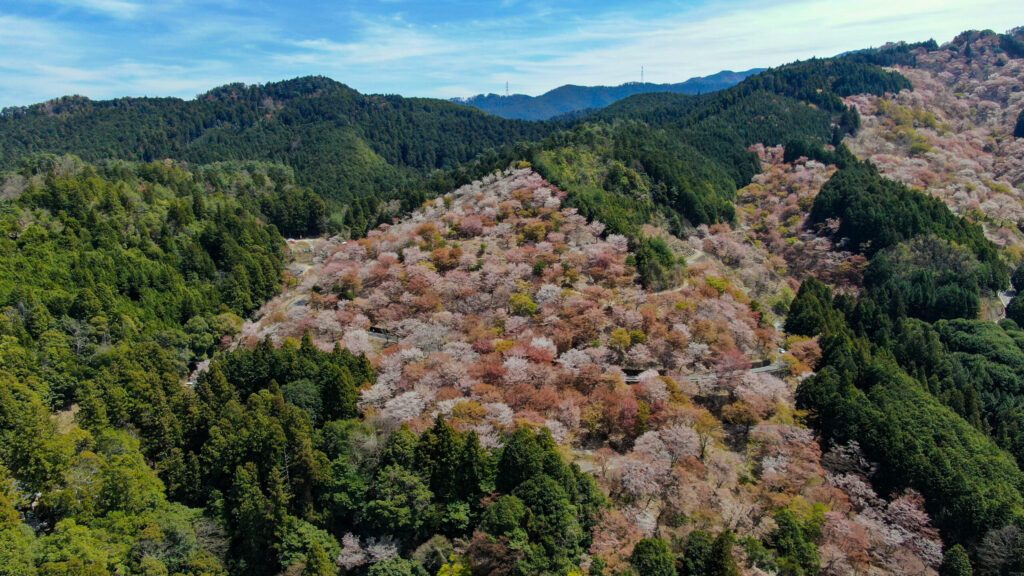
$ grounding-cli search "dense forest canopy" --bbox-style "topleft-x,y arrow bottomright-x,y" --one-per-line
6,27 -> 1024,575
785,151 -> 1024,562
0,157 -> 291,406
0,77 -> 551,210
0,157 -> 609,575
0,57 -> 910,244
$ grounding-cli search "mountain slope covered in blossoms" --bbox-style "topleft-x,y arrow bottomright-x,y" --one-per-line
240,167 -> 944,575
4,22 -> 1024,576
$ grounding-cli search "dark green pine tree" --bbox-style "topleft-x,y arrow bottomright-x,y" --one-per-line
495,427 -> 545,494
416,416 -> 465,502
707,531 -> 740,576
380,426 -> 419,469
785,277 -> 843,337
319,363 -> 358,421
939,544 -> 972,576
512,474 -> 583,569
303,540 -> 339,576
678,530 -> 713,576
457,431 -> 489,508
228,463 -> 290,575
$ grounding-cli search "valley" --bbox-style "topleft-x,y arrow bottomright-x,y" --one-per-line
2,20 -> 1024,576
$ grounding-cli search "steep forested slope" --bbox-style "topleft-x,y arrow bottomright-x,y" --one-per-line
6,25 -> 1024,576
0,76 -> 551,206
777,30 -> 1024,573
0,157 -> 300,574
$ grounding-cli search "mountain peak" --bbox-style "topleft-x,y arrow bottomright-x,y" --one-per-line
200,75 -> 358,102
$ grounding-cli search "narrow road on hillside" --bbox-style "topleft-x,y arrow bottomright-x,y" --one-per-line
643,248 -> 711,297
683,359 -> 789,384
1000,290 -> 1016,308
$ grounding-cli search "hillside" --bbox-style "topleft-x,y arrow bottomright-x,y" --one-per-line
240,167 -> 940,575
6,21 -> 1024,576
0,76 -> 551,212
453,69 -> 763,120
0,61 -> 903,242
514,57 -> 911,262
0,158 -> 297,575
843,29 -> 1024,253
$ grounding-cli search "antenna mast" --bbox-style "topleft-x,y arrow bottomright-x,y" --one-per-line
641,65 -> 644,83
506,81 -> 509,97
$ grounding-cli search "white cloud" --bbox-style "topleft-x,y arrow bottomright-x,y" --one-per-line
429,0 -> 1024,96
280,21 -> 456,66
53,0 -> 143,19
266,0 -> 1024,98
0,59 -> 252,107
0,15 -> 70,50
2,0 -> 1024,105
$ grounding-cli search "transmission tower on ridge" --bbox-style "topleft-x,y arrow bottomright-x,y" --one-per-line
641,65 -> 644,83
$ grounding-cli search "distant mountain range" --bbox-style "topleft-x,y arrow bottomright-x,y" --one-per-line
452,69 -> 765,120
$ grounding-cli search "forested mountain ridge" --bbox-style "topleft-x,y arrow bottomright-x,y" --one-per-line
0,76 -> 551,211
0,57 -> 905,247
507,57 -> 911,286
5,24 -> 1024,576
453,69 -> 764,120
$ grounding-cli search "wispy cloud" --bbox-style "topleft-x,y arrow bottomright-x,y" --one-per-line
283,21 -> 456,66
0,14 -> 71,51
53,0 -> 143,19
1,0 -> 1023,106
265,0 -> 1024,98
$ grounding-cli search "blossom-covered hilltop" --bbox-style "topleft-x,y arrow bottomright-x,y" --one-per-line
242,168 -> 939,574
244,168 -> 776,432
845,29 -> 1024,252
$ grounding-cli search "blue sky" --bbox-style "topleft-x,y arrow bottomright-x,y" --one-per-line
1,0 -> 1023,107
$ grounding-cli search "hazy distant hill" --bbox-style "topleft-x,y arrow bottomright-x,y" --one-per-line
452,69 -> 765,120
